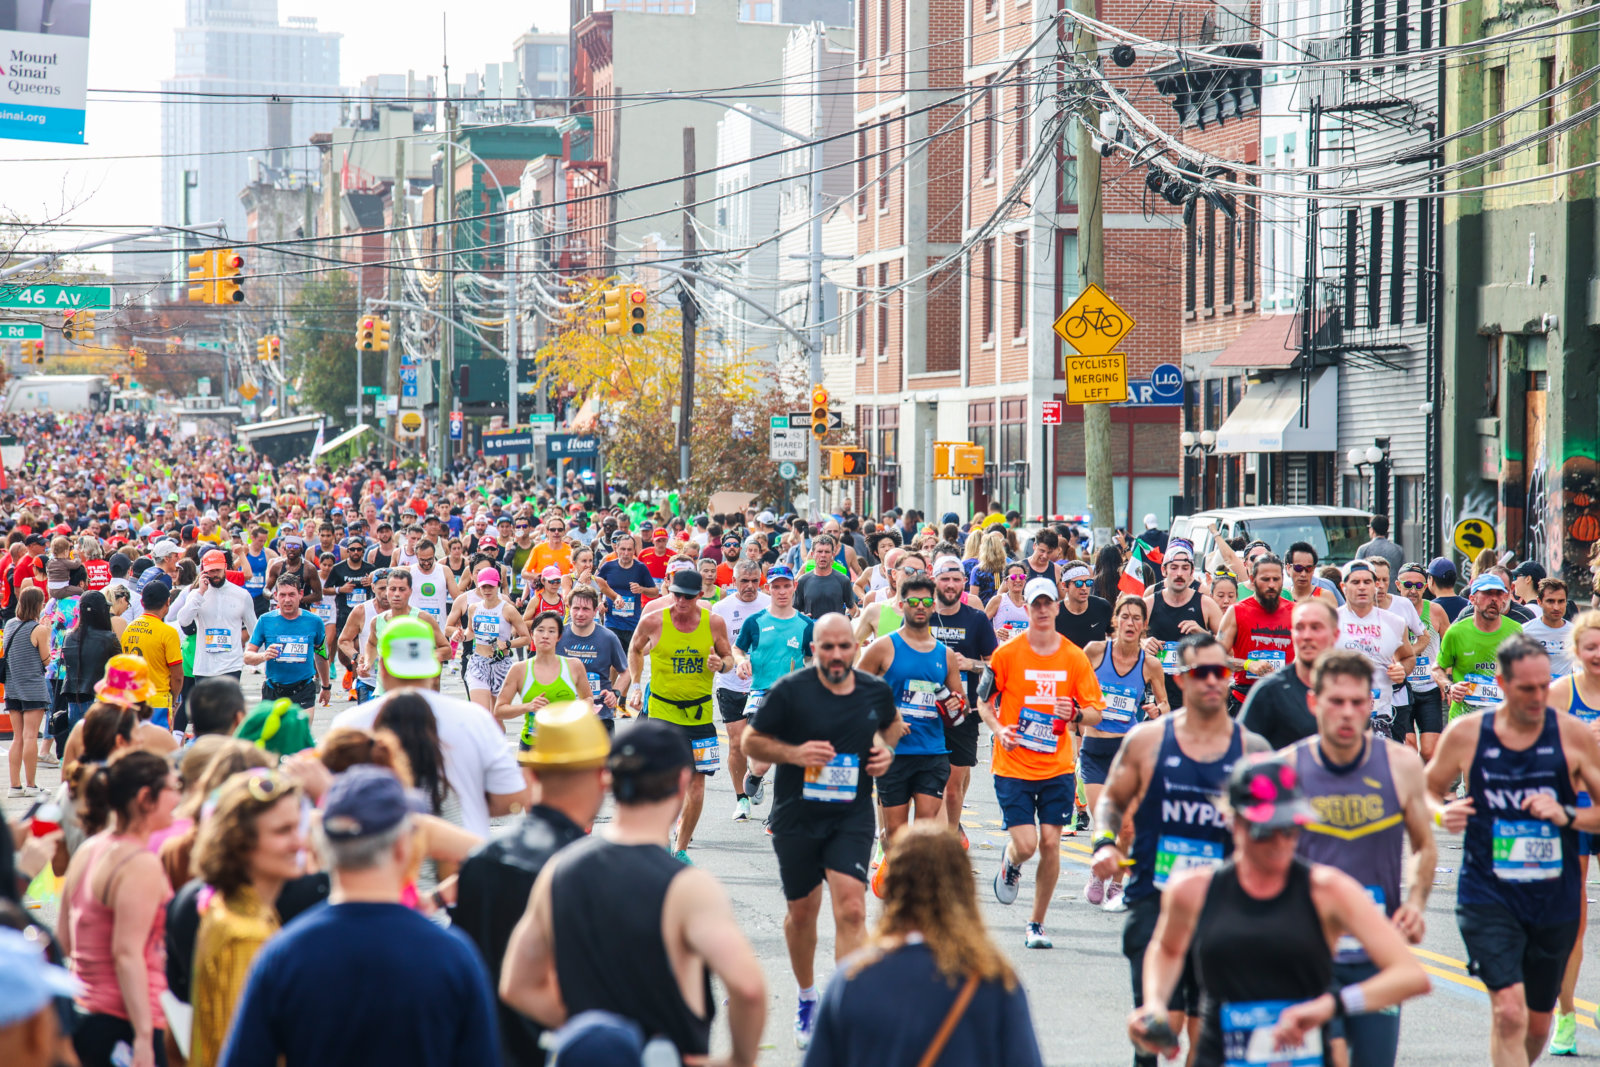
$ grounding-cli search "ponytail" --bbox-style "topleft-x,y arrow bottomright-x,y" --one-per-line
76,763 -> 113,837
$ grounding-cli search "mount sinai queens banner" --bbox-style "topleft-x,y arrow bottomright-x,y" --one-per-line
0,0 -> 92,144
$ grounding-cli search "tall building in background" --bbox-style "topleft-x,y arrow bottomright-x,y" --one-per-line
514,26 -> 570,101
161,0 -> 343,240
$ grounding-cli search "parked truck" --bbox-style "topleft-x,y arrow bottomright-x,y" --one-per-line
2,374 -> 111,414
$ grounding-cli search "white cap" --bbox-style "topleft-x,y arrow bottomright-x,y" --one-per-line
932,556 -> 966,576
757,510 -> 777,524
1143,513 -> 1159,529
1024,577 -> 1059,603
150,540 -> 181,559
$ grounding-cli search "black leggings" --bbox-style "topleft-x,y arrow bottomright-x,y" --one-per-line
73,1012 -> 169,1067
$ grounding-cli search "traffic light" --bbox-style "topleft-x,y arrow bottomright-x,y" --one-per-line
256,337 -> 271,362
356,316 -> 375,350
129,348 -> 147,371
626,287 -> 647,335
828,448 -> 869,478
810,385 -> 830,439
61,310 -> 94,341
188,251 -> 215,304
373,318 -> 391,351
601,288 -> 625,337
27,340 -> 43,364
268,336 -> 281,361
214,250 -> 244,304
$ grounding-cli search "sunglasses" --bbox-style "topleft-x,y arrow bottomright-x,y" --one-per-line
243,767 -> 296,803
1399,580 -> 1425,591
1183,663 -> 1230,681
1067,579 -> 1094,589
902,596 -> 935,608
1008,574 -> 1026,581
1288,563 -> 1315,573
900,566 -> 923,574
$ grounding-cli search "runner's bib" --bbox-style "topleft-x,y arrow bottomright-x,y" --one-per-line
472,612 -> 501,643
349,590 -> 369,605
1493,818 -> 1563,881
1016,706 -> 1060,753
1335,885 -> 1386,962
613,597 -> 636,620
692,734 -> 720,774
1153,834 -> 1224,890
1100,685 -> 1140,723
897,678 -> 939,720
1244,650 -> 1286,676
745,689 -> 767,717
1464,672 -> 1502,708
1158,642 -> 1183,675
1220,1000 -> 1323,1067
276,640 -> 310,665
803,754 -> 859,803
1409,654 -> 1431,682
203,628 -> 233,654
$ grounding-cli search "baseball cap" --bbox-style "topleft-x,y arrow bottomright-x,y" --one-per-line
321,765 -> 430,840
940,512 -> 961,525
202,550 -> 228,569
1024,577 -> 1059,603
475,567 -> 502,586
151,540 -> 181,559
1426,557 -> 1458,582
651,529 -> 669,540
1469,573 -> 1509,595
1165,538 -> 1195,562
766,564 -> 795,582
479,534 -> 499,548
378,616 -> 441,679
757,510 -> 777,524
0,927 -> 81,1028
1512,560 -> 1547,583
668,569 -> 703,597
541,565 -> 562,581
1144,513 -> 1159,529
608,718 -> 693,782
932,557 -> 965,577
1227,753 -> 1318,840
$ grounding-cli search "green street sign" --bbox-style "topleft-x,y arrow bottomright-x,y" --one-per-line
196,341 -> 222,350
770,415 -> 789,430
0,324 -> 43,340
363,385 -> 383,396
0,285 -> 112,311
528,413 -> 556,426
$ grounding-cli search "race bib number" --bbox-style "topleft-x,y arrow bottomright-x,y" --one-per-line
203,628 -> 233,654
420,604 -> 443,619
1464,672 -> 1502,708
898,678 -> 939,720
1409,654 -> 1431,682
803,753 -> 859,803
1493,818 -> 1563,881
1154,835 -> 1224,890
1220,1000 -> 1323,1067
472,613 -> 501,642
746,689 -> 767,717
276,640 -> 310,664
1100,684 -> 1140,723
614,598 -> 636,619
1335,885 -> 1387,963
692,735 -> 720,774
1016,706 -> 1060,754
1244,650 -> 1286,676
313,601 -> 335,623
1159,642 -> 1183,675
349,590 -> 368,605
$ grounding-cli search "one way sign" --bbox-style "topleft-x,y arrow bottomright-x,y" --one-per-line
789,410 -> 843,432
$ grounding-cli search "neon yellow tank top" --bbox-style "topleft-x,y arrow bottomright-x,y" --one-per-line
517,657 -> 578,744
875,602 -> 903,637
647,607 -> 713,724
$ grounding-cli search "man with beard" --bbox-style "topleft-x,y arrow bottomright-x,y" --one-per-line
1141,539 -> 1223,710
266,532 -> 323,602
1240,599 -> 1340,749
927,557 -> 997,842
171,549 -> 259,684
1433,573 -> 1524,723
1215,554 -> 1295,716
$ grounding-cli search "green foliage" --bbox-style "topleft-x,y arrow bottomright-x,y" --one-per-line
289,271 -> 384,425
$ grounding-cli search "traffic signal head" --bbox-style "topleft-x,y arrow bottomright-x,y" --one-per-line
828,448 -> 868,478
268,336 -> 281,360
29,340 -> 44,364
187,252 -> 215,304
75,310 -> 95,341
811,386 -> 830,439
627,287 -> 647,336
214,250 -> 244,304
374,319 -> 391,351
60,311 -> 75,340
357,317 -> 377,350
601,288 -> 626,337
256,337 -> 270,362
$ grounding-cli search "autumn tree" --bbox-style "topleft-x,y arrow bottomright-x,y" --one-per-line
288,271 -> 383,425
532,276 -> 809,512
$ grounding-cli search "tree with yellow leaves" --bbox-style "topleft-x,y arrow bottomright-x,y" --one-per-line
531,276 -> 812,510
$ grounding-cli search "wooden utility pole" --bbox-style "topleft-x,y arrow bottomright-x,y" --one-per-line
1076,0 -> 1113,535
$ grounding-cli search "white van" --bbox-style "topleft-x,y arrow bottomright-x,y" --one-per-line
1170,506 -> 1373,571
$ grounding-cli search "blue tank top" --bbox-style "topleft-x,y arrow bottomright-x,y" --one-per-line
1459,709 -> 1580,923
1125,715 -> 1245,904
881,631 -> 949,757
1561,676 -> 1600,809
1093,647 -> 1147,737
244,549 -> 268,592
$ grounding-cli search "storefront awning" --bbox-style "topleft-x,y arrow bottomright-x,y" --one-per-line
1210,314 -> 1301,369
314,424 -> 372,457
1213,367 -> 1338,453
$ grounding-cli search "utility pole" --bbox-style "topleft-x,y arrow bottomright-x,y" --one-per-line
387,139 -> 406,458
1076,0 -> 1113,534
678,127 -> 698,486
806,32 -> 826,522
440,102 -> 458,474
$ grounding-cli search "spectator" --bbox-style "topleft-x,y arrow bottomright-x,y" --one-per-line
6,588 -> 53,796
219,766 -> 500,1067
62,591 -> 124,736
187,677 -> 248,739
157,739 -> 273,891
1092,544 -> 1124,604
0,926 -> 83,1067
56,703 -> 137,855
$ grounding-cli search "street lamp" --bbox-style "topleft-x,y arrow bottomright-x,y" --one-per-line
1348,437 -> 1391,516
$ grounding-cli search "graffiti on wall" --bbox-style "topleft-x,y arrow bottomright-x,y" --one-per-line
1443,487 -> 1497,560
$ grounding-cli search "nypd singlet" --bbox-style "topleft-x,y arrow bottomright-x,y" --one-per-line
1125,715 -> 1245,904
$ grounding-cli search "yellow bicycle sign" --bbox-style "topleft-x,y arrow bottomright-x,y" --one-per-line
1053,283 -> 1135,356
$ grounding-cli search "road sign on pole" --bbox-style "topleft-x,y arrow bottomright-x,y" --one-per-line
1065,353 -> 1130,404
0,285 -> 112,311
1053,283 -> 1135,356
0,324 -> 43,340
1041,400 -> 1063,425
770,427 -> 807,462
449,411 -> 464,441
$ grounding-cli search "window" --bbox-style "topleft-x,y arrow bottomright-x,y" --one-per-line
1488,66 -> 1507,169
1000,399 -> 1027,513
1185,208 -> 1198,313
1243,183 -> 1257,304
968,401 -> 995,507
1015,66 -> 1029,166
855,268 -> 868,359
1420,0 -> 1433,50
1416,196 -> 1432,325
877,263 -> 890,358
856,128 -> 868,214
1389,200 -> 1406,324
1203,202 -> 1217,311
1343,208 -> 1358,327
858,0 -> 869,62
1223,188 -> 1237,308
986,0 -> 996,14
1373,0 -> 1386,66
1395,0 -> 1410,56
1368,205 -> 1384,327
1012,233 -> 1027,338
878,0 -> 890,57
982,78 -> 997,178
878,121 -> 891,210
1351,0 -> 1363,58
1538,56 -> 1557,167
980,238 -> 996,343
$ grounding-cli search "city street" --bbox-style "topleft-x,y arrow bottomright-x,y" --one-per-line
9,669 -> 1600,1065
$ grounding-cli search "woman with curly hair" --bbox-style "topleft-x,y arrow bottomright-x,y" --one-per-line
187,769 -> 304,1067
803,822 -> 1044,1066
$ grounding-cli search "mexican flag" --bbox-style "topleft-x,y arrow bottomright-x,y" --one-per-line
1119,540 -> 1158,595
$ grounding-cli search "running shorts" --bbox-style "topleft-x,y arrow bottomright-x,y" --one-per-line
943,713 -> 979,768
1456,901 -> 1579,1011
771,823 -> 874,900
464,654 -> 514,694
874,752 -> 950,807
994,772 -> 1075,830
1078,735 -> 1124,786
715,689 -> 749,724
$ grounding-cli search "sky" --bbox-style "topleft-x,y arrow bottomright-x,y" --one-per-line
0,0 -> 568,247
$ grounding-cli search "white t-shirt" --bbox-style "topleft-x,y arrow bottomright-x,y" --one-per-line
409,564 -> 450,622
1377,597 -> 1424,707
1337,605 -> 1409,718
711,592 -> 770,695
333,689 -> 524,837
1522,616 -> 1575,678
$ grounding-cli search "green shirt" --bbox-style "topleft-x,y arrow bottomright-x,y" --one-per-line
1436,615 -> 1523,720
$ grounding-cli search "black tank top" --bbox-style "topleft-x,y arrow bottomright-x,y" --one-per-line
1149,588 -> 1206,641
550,836 -> 713,1055
1193,859 -> 1331,1067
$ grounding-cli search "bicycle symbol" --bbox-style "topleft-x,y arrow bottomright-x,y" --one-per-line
1061,306 -> 1124,340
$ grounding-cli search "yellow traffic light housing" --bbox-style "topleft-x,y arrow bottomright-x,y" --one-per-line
129,347 -> 147,371
626,287 -> 647,335
827,447 -> 869,478
28,340 -> 44,364
62,310 -> 95,341
268,336 -> 281,361
214,250 -> 244,304
187,251 -> 215,304
357,316 -> 377,350
373,318 -> 391,351
256,337 -> 271,362
933,441 -> 986,479
601,288 -> 626,336
810,385 -> 830,439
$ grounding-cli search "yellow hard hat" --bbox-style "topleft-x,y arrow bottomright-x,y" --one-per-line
516,701 -> 611,770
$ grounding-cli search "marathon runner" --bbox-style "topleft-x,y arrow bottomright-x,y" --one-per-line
244,575 -> 330,710
1239,599 -> 1339,749
730,564 -> 813,817
1395,561 -> 1452,761
1521,578 -> 1575,679
446,566 -> 531,712
1429,557 -> 1470,622
596,533 -> 656,652
1434,573 -> 1524,723
1080,595 -> 1168,910
1092,632 -> 1266,1067
1291,648 -> 1438,1067
710,560 -> 771,821
361,570 -> 450,689
1429,634 -> 1600,1067
406,538 -> 452,625
986,561 -> 1033,642
1285,540 -> 1341,604
1216,553 -> 1294,716
265,530 -> 323,603
170,548 -> 257,686
981,577 -> 1105,949
237,524 -> 276,615
742,613 -> 900,1049
1142,539 -> 1223,711
852,551 -> 927,639
1127,752 -> 1431,1066
328,538 -> 379,696
497,611 -> 594,750
1335,561 -> 1414,738
555,585 -> 631,737
337,567 -> 389,703
1056,559 -> 1113,648
626,568 -> 734,863
929,555 -> 998,842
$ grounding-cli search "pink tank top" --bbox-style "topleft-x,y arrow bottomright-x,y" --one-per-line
69,836 -> 171,1020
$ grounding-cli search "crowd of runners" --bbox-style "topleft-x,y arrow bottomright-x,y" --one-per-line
4,410 -> 1600,1066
